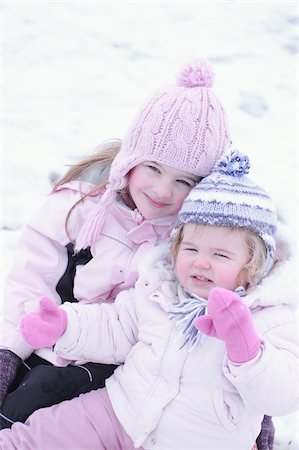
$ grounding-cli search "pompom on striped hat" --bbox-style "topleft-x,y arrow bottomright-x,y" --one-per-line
173,150 -> 277,280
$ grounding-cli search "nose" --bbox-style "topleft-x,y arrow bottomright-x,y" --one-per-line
193,255 -> 211,270
152,181 -> 173,199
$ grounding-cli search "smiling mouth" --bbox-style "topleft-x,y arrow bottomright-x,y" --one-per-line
192,275 -> 212,283
145,194 -> 170,208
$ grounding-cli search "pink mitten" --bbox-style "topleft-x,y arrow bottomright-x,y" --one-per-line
195,288 -> 261,363
20,297 -> 67,349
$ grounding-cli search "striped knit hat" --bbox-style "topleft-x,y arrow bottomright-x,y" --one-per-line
174,150 -> 277,279
75,58 -> 231,251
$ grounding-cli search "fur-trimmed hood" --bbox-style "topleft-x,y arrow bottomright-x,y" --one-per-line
246,221 -> 297,310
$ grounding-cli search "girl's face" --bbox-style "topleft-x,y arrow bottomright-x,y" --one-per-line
175,224 -> 250,299
128,162 -> 199,220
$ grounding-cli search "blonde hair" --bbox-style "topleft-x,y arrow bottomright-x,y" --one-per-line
54,139 -> 121,190
53,139 -> 121,242
241,231 -> 268,286
169,223 -> 268,287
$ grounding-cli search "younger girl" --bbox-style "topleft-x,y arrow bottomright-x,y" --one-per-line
2,150 -> 297,450
0,58 -> 231,425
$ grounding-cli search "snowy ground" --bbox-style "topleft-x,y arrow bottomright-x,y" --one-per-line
1,1 -> 298,448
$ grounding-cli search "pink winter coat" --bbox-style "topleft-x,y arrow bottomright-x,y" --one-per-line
0,180 -> 177,364
53,245 -> 298,450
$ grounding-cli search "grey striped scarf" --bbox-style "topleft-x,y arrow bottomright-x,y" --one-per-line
169,285 -> 246,351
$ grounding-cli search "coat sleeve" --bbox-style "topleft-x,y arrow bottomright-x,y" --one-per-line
54,288 -> 138,365
223,305 -> 299,416
226,221 -> 299,416
0,182 -> 100,360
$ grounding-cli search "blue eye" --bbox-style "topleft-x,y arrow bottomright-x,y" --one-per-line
185,247 -> 197,252
177,179 -> 192,187
147,164 -> 160,173
215,253 -> 229,259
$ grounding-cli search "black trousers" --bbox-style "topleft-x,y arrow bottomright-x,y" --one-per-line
0,354 -> 117,429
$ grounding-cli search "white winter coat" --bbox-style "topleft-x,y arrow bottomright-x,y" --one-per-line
54,240 -> 298,450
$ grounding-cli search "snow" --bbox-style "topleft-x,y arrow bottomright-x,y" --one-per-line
1,1 -> 298,448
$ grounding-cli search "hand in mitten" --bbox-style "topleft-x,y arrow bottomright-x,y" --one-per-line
0,349 -> 21,406
20,297 -> 67,349
256,415 -> 275,450
195,287 -> 261,363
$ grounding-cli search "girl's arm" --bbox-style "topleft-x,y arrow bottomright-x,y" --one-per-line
55,289 -> 139,364
0,182 -> 99,360
224,308 -> 298,416
20,290 -> 139,364
195,288 -> 298,416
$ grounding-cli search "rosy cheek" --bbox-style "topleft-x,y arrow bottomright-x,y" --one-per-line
176,193 -> 188,208
215,267 -> 229,282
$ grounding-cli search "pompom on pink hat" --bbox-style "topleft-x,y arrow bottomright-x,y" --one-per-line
75,58 -> 231,250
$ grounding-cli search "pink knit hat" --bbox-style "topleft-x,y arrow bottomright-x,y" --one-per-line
75,58 -> 231,250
